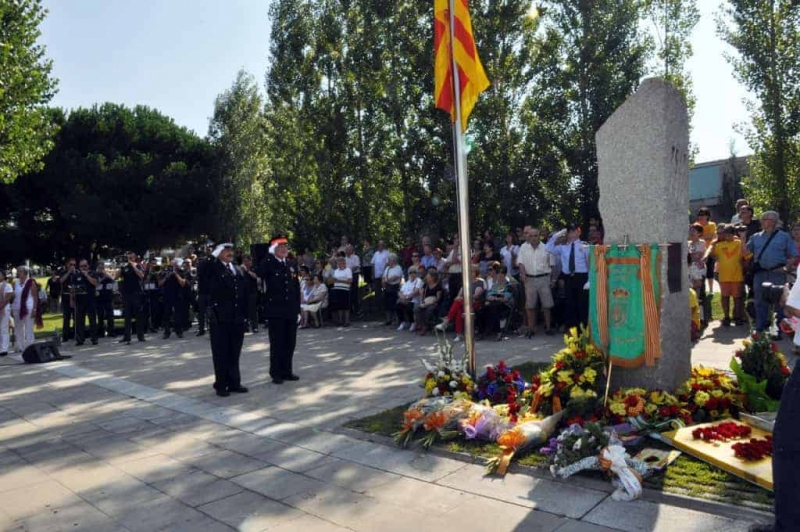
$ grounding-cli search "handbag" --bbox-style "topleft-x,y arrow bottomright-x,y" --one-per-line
751,230 -> 779,275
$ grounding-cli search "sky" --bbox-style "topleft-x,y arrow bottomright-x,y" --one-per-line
40,0 -> 752,163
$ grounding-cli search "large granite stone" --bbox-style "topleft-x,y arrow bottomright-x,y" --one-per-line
596,77 -> 691,392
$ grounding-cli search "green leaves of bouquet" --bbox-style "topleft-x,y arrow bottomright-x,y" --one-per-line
731,332 -> 790,413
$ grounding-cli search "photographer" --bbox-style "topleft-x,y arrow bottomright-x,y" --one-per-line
70,259 -> 99,346
746,211 -> 798,333
95,263 -> 116,338
159,258 -> 188,339
117,251 -> 146,344
58,259 -> 76,341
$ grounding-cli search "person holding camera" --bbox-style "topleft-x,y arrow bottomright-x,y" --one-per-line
117,251 -> 146,345
71,259 -> 100,346
746,211 -> 798,333
58,259 -> 77,341
95,263 -> 116,338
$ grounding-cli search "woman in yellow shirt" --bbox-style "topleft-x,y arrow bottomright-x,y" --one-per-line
696,207 -> 717,295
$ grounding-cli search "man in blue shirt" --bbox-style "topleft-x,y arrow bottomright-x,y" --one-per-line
746,211 -> 798,332
547,224 -> 590,329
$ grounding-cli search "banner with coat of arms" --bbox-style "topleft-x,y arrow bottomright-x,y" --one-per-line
589,244 -> 662,368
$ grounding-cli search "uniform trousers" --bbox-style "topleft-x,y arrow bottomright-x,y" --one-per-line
74,298 -> 97,343
196,293 -> 209,333
162,299 -> 187,335
122,293 -> 146,341
246,293 -> 259,332
210,322 -> 244,391
96,298 -> 114,336
563,272 -> 589,329
772,365 -> 800,530
268,317 -> 297,379
61,298 -> 73,341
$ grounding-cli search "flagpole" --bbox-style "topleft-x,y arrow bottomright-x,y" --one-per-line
448,0 -> 476,377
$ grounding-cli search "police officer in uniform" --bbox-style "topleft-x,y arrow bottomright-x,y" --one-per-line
144,257 -> 162,332
95,263 -> 116,337
257,236 -> 301,384
196,244 -> 215,336
208,243 -> 249,397
58,259 -> 77,341
159,258 -> 188,339
241,254 -> 260,333
71,259 -> 99,346
117,251 -> 146,344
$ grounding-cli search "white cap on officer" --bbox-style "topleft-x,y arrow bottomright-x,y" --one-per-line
212,243 -> 233,258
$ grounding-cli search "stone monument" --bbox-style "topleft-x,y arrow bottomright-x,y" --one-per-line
596,77 -> 690,392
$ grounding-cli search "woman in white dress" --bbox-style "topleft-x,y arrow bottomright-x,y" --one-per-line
12,266 -> 39,352
300,274 -> 329,328
0,271 -> 12,356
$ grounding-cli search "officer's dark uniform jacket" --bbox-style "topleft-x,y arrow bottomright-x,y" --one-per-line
209,260 -> 248,324
197,257 -> 215,296
259,254 -> 300,319
119,264 -> 143,295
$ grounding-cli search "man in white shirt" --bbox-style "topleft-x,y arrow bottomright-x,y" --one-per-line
517,226 -> 554,336
345,245 -> 362,317
370,240 -> 390,309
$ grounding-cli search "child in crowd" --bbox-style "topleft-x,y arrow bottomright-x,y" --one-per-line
703,224 -> 746,327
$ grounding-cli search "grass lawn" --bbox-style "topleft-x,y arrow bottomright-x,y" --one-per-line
344,360 -> 774,512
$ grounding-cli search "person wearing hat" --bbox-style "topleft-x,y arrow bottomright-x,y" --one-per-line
208,243 -> 249,396
196,242 -> 215,336
547,224 -> 590,329
144,256 -> 163,332
257,236 -> 301,384
117,251 -> 146,344
159,257 -> 188,339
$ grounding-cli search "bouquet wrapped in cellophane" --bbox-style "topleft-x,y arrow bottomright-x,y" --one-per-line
486,410 -> 564,476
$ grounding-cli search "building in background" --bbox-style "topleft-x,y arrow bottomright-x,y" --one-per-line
689,156 -> 749,220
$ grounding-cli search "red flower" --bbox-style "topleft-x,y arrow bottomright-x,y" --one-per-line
735,351 -> 743,358
531,375 -> 541,386
566,415 -> 585,426
574,350 -> 586,359
498,360 -> 507,369
557,382 -> 567,390
705,397 -> 719,411
659,406 -> 672,418
504,375 -> 513,383
555,361 -> 566,370
771,343 -> 779,353
781,366 -> 791,376
512,370 -> 521,380
623,395 -> 641,408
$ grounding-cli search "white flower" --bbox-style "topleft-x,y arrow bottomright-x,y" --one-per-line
450,380 -> 458,388
572,439 -> 583,451
432,388 -> 440,396
438,371 -> 445,378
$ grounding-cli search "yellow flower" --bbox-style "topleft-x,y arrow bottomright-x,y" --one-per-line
584,390 -> 598,399
694,391 -> 710,407
645,403 -> 657,415
742,340 -> 751,347
711,389 -> 723,398
649,391 -> 662,404
425,379 -> 436,394
583,367 -> 597,384
570,387 -> 586,399
539,381 -> 555,397
610,403 -> 626,416
557,370 -> 573,384
444,374 -> 451,381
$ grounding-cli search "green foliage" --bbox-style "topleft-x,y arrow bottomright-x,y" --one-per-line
0,104 -> 214,265
733,332 -> 789,402
717,0 -> 800,221
0,0 -> 59,184
208,70 -> 271,246
730,358 -> 780,413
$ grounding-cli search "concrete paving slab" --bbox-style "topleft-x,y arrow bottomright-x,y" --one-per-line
363,476 -> 477,513
179,449 -> 269,479
437,464 -> 609,519
304,460 -> 400,493
230,466 -> 325,501
253,442 -> 340,473
50,461 -> 129,492
113,494 -> 209,532
266,513 -> 354,531
0,479 -> 82,520
76,475 -> 164,516
197,490 -> 306,531
583,498 -> 754,532
555,520 -> 623,532
212,432 -> 286,457
115,453 -> 196,484
0,464 -> 54,493
152,469 -> 243,507
8,500 -> 128,532
436,496 -> 567,532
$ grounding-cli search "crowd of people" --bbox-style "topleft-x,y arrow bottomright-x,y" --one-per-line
1,198 -> 797,357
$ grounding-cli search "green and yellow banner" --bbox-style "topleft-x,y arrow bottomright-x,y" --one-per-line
589,245 -> 661,368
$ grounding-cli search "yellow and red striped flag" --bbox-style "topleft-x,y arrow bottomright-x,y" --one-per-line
434,0 -> 490,131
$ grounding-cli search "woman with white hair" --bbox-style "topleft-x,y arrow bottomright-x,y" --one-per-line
0,271 -> 12,356
12,266 -> 38,351
381,254 -> 404,326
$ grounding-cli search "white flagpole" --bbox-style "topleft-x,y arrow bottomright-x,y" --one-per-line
448,0 -> 476,377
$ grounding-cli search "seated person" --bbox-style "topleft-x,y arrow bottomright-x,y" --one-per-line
480,264 -> 513,341
413,270 -> 445,336
435,265 -> 486,342
300,274 -> 328,328
397,267 -> 423,332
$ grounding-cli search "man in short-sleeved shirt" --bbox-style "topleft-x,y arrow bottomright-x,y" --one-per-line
747,211 -> 798,331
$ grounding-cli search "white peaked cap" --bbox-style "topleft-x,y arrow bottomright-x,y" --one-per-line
212,243 -> 233,258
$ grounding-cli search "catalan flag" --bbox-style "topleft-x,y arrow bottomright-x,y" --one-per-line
434,0 -> 490,131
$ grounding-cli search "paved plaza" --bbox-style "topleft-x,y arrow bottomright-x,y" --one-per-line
0,320 -> 778,531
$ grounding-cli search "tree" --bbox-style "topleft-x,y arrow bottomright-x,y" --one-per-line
0,0 -> 58,184
535,0 -> 654,224
0,104 -> 214,266
717,0 -> 800,221
208,70 -> 271,247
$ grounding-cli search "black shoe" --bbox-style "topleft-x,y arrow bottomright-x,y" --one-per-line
283,374 -> 300,381
230,386 -> 249,393
162,333 -> 170,339
0,352 -> 7,357
76,341 -> 85,346
525,331 -> 535,339
196,330 -> 205,337
545,329 -> 555,336
216,389 -> 230,397
271,377 -> 284,384
176,332 -> 183,339
138,337 -> 146,342
119,337 -> 131,344
722,318 -> 732,327
735,319 -> 747,326
91,339 -> 98,345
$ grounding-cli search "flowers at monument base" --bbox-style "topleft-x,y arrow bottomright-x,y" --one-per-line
394,397 -> 472,449
676,366 -> 743,424
730,332 -> 789,412
486,410 -> 564,476
460,402 -> 511,441
528,326 -> 605,416
732,436 -> 773,461
420,336 -> 474,400
691,421 -> 752,442
606,388 -> 685,427
474,360 -> 528,422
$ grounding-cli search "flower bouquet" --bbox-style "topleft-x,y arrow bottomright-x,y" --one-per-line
529,327 -> 606,416
474,361 -> 528,422
421,335 -> 474,399
460,403 -> 511,441
543,423 -> 650,502
606,388 -> 686,432
394,397 -> 473,449
731,332 -> 790,412
676,366 -> 742,424
485,410 -> 564,476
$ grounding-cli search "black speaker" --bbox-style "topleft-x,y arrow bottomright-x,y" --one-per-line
22,341 -> 64,364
